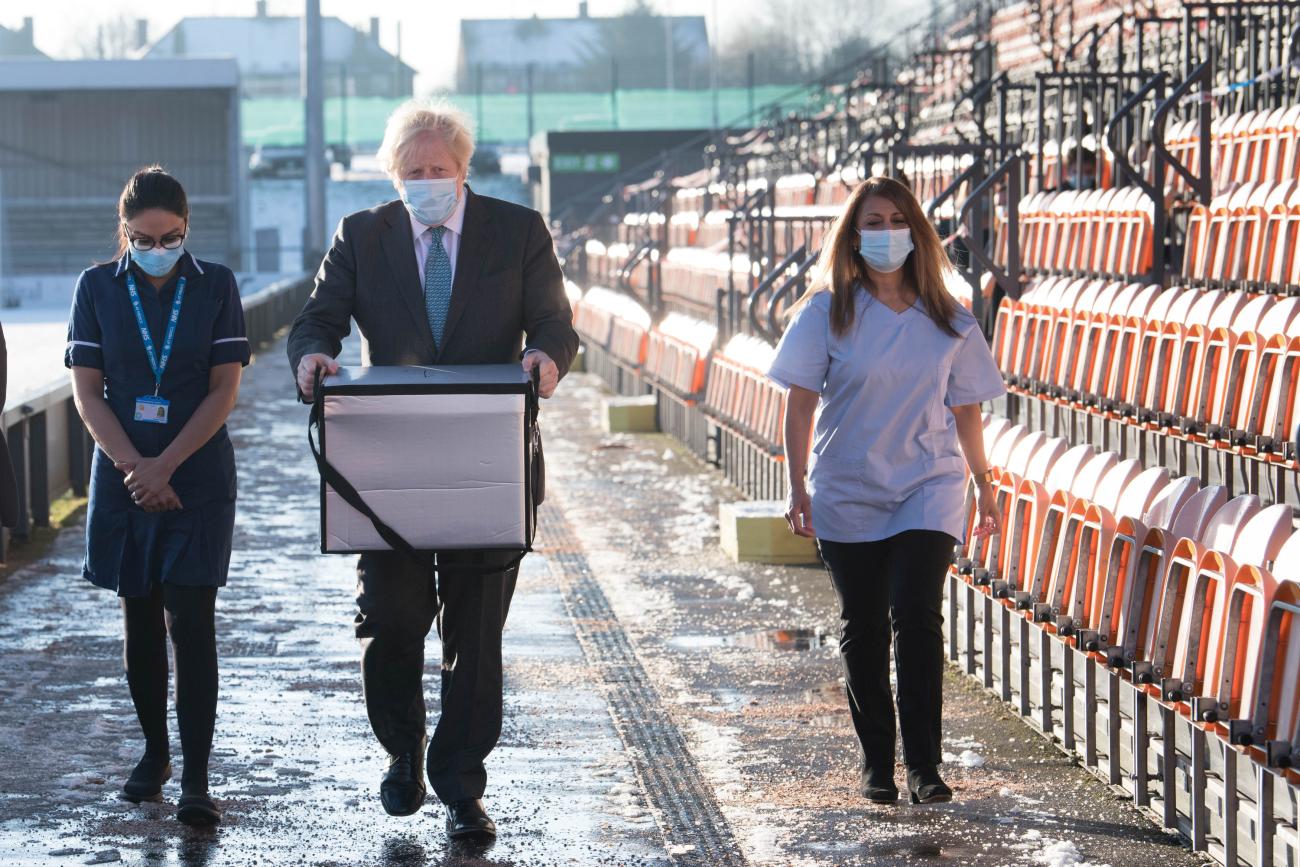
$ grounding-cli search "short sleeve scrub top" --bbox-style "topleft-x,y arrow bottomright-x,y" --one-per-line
65,252 -> 251,597
766,288 -> 1006,544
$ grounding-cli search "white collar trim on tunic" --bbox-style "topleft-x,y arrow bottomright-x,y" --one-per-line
408,189 -> 467,241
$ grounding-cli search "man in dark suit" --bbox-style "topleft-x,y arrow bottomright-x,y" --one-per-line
286,101 -> 577,842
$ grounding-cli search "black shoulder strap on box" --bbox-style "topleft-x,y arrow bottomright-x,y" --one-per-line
307,368 -> 538,575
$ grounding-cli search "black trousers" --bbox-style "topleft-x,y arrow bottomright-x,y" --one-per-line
121,583 -> 219,791
818,530 -> 955,777
354,550 -> 518,804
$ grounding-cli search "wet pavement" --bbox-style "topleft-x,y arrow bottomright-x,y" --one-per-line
0,334 -> 1210,866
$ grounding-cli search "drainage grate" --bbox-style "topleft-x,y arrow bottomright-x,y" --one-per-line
41,636 -> 278,659
42,636 -> 119,659
538,505 -> 748,867
220,639 -> 279,658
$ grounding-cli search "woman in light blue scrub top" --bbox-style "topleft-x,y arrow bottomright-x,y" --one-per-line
768,176 -> 1005,807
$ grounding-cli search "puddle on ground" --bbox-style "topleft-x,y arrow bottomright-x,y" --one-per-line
802,681 -> 846,703
806,833 -> 985,862
670,627 -> 832,652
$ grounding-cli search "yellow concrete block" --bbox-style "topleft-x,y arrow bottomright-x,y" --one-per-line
602,395 -> 658,433
719,500 -> 820,565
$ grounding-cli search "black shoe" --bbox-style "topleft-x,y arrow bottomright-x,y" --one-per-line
176,792 -> 221,826
907,765 -> 953,804
380,750 -> 427,817
122,753 -> 172,803
862,765 -> 899,804
445,798 -> 496,842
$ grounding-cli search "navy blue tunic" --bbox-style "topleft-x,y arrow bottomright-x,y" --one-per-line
65,252 -> 250,597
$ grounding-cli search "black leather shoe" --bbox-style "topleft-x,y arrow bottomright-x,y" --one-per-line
445,798 -> 496,841
122,753 -> 172,803
380,750 -> 426,817
862,765 -> 899,804
907,765 -> 953,804
176,792 -> 221,826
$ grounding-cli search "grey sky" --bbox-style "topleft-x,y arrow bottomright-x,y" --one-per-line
6,0 -> 920,91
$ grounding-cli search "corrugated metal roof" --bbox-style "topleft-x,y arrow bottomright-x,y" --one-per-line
0,58 -> 239,92
458,15 -> 709,69
143,16 -> 415,76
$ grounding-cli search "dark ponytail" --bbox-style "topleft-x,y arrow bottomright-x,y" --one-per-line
114,166 -> 189,259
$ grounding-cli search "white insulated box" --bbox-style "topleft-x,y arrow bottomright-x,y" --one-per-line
317,364 -> 535,553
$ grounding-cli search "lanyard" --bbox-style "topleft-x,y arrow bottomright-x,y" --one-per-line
126,272 -> 186,397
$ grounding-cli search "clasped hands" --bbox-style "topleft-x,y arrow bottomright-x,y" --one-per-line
114,456 -> 183,513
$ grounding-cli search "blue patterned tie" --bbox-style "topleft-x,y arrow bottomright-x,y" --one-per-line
423,226 -> 453,348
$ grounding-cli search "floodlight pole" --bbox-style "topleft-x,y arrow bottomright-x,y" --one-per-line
302,0 -> 326,270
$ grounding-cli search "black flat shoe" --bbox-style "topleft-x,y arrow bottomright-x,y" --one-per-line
122,754 -> 172,803
177,792 -> 221,826
445,798 -> 496,842
862,764 -> 899,803
380,750 -> 426,817
907,765 -> 953,804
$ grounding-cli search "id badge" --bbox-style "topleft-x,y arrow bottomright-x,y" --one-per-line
134,395 -> 170,425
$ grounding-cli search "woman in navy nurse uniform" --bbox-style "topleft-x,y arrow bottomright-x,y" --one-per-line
66,166 -> 249,826
768,176 -> 1005,807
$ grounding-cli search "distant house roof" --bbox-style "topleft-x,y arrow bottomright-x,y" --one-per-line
0,58 -> 238,92
458,15 -> 709,71
143,15 -> 415,78
0,20 -> 48,59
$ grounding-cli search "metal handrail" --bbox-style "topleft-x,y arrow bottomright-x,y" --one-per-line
747,245 -> 807,340
766,254 -> 820,337
1104,71 -> 1165,201
956,153 -> 1023,308
1151,60 -> 1213,205
926,159 -> 986,222
617,240 -> 656,296
1104,70 -> 1173,284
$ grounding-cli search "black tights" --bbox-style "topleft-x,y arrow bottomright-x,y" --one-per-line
818,530 -> 955,777
121,583 -> 218,793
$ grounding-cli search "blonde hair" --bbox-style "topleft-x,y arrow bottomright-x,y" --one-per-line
377,99 -> 476,178
791,176 -> 960,338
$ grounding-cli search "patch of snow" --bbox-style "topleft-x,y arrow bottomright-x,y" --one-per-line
1012,829 -> 1111,867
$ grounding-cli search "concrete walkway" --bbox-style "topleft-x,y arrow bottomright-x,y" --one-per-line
0,335 -> 1208,866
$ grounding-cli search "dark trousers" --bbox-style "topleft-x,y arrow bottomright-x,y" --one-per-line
354,550 -> 519,804
121,583 -> 219,791
818,530 -> 954,777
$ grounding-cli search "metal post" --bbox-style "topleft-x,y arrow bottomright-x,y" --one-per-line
526,63 -> 535,143
339,63 -> 348,156
476,63 -> 485,139
301,0 -> 326,271
28,412 -> 47,528
66,399 -> 88,498
611,58 -> 619,129
747,52 -> 755,122
709,0 -> 719,131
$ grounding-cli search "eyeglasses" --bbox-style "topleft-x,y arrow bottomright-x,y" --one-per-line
124,226 -> 186,252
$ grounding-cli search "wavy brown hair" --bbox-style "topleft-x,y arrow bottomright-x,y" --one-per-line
791,176 -> 959,338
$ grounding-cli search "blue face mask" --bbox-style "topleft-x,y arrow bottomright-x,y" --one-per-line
130,243 -> 186,278
401,178 -> 459,226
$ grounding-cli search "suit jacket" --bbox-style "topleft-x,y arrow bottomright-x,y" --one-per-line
287,187 -> 578,378
0,322 -> 19,528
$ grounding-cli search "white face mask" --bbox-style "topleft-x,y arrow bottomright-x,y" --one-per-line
858,228 -> 914,273
400,177 -> 459,226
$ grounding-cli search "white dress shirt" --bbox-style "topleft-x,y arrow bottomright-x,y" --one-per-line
410,191 -> 467,286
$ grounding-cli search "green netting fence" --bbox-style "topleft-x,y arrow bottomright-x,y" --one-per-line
242,85 -> 819,148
